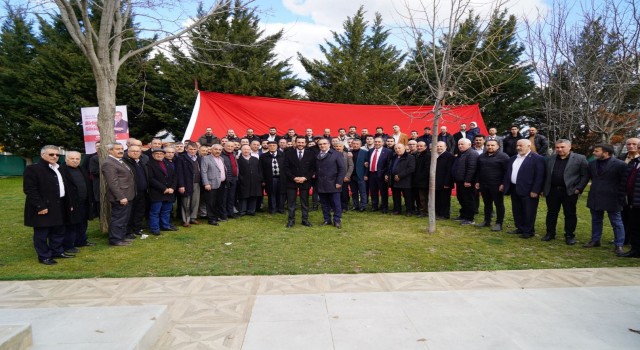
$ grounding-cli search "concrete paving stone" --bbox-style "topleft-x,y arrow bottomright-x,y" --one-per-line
329,317 -> 427,350
458,288 -> 560,316
394,290 -> 481,317
250,294 -> 328,322
325,292 -> 407,320
578,312 -> 640,350
242,319 -> 333,350
523,287 -> 635,315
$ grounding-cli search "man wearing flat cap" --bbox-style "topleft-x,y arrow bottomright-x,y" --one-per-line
147,148 -> 178,234
260,140 -> 286,214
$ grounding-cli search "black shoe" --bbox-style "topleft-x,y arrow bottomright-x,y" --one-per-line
125,234 -> 137,239
370,208 -> 379,212
392,211 -> 401,215
53,253 -> 75,258
321,221 -> 333,226
218,218 -> 229,222
161,226 -> 178,231
286,221 -> 294,228
452,216 -> 464,222
491,224 -> 502,231
582,241 -> 601,248
39,258 -> 57,265
208,221 -> 219,226
277,210 -> 285,214
618,249 -> 640,258
541,234 -> 555,241
302,221 -> 313,227
519,233 -> 534,239
508,229 -> 521,235
381,210 -> 388,214
110,241 -> 132,246
565,236 -> 577,245
78,242 -> 97,247
335,223 -> 342,229
415,213 -> 425,218
475,221 -> 491,228
65,247 -> 80,254
615,246 -> 625,256
150,231 -> 162,236
359,208 -> 366,212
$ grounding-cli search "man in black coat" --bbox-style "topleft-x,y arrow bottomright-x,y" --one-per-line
315,138 -> 346,228
221,142 -> 240,219
412,141 -> 430,217
24,145 -> 73,265
366,137 -> 393,213
283,137 -> 316,227
237,145 -> 263,216
452,138 -> 478,225
619,157 -> 640,257
435,141 -> 455,219
260,141 -> 286,214
583,144 -> 627,255
502,125 -> 523,157
436,126 -> 456,154
147,148 -> 178,235
541,139 -> 589,245
175,142 -> 201,227
60,151 -> 94,252
502,139 -> 546,239
475,139 -> 509,231
387,144 -> 416,216
124,144 -> 149,236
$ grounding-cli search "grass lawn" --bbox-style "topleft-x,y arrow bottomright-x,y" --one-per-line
1,176 -> 637,280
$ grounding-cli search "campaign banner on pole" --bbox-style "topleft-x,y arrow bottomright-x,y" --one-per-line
81,105 -> 129,153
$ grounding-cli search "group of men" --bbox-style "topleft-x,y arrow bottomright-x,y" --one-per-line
22,122 -> 640,265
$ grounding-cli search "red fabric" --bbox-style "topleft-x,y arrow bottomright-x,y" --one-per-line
184,91 -> 487,141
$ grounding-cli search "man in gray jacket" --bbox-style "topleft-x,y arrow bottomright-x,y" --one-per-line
200,144 -> 224,226
542,139 -> 589,245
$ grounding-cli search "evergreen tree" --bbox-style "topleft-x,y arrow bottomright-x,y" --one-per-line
299,6 -> 406,104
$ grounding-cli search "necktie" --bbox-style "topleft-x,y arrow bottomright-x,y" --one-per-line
298,151 -> 303,160
371,149 -> 378,172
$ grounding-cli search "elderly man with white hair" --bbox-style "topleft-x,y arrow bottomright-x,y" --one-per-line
61,151 -> 94,252
452,138 -> 479,225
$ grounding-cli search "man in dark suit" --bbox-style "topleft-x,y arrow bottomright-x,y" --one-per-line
542,139 -> 589,245
237,145 -> 263,216
583,144 -> 627,255
260,141 -> 286,214
123,145 -> 149,236
283,137 -> 316,227
366,137 -> 393,213
452,138 -> 478,225
412,141 -> 431,217
350,139 -> 369,211
503,125 -> 524,157
452,123 -> 468,155
475,139 -> 509,231
60,151 -> 94,252
23,145 -> 73,265
619,157 -> 640,257
315,138 -> 346,228
102,143 -> 136,246
175,142 -> 200,227
147,148 -> 178,235
502,139 -> 545,238
437,126 -> 456,154
114,111 -> 128,134
387,143 -> 415,215
435,141 -> 455,219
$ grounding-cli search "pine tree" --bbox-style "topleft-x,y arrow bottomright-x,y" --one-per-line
299,6 -> 406,104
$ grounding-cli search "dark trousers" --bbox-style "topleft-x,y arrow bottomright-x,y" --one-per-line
287,187 -> 310,222
341,181 -> 350,209
480,184 -> 505,224
319,192 -> 342,224
350,178 -> 367,210
627,207 -> 640,250
217,184 -> 229,219
239,197 -> 260,215
545,187 -> 578,237
621,205 -> 632,245
65,220 -> 88,248
223,179 -> 238,217
435,188 -> 452,218
204,187 -> 222,222
511,193 -> 539,235
456,182 -> 476,221
368,173 -> 388,211
268,178 -> 285,213
392,187 -> 414,213
128,191 -> 147,234
412,187 -> 423,214
109,201 -> 133,244
33,225 -> 65,260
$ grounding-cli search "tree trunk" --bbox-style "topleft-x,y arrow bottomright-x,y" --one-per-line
95,70 -> 118,233
427,96 -> 443,234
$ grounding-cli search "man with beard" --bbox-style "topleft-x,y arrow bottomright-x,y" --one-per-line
283,137 -> 315,227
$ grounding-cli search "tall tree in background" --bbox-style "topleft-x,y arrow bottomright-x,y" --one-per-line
525,0 -> 640,146
299,6 -> 406,104
169,0 -> 299,101
399,0 -> 519,233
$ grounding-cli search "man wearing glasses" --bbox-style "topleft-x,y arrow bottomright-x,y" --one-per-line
23,145 -> 73,265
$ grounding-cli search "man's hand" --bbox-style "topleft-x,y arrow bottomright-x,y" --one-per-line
336,184 -> 342,189
530,192 -> 539,198
179,187 -> 186,194
464,182 -> 471,188
37,208 -> 48,215
204,184 -> 212,191
119,198 -> 128,205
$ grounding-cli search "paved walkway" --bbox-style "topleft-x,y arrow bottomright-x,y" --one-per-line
1,267 -> 639,349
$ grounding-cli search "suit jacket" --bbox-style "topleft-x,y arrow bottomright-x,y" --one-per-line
587,157 -> 627,211
237,155 -> 263,198
393,133 -> 409,146
101,156 -> 136,203
147,159 -> 178,202
175,153 -> 200,196
114,119 -> 128,134
340,151 -> 354,179
437,133 -> 456,154
60,164 -> 92,225
200,155 -> 223,190
367,147 -> 392,178
23,160 -> 68,227
388,151 -> 416,189
435,151 -> 455,189
283,148 -> 315,189
503,152 -> 546,197
315,149 -> 346,193
543,152 -> 589,196
412,150 -> 431,188
260,151 -> 286,194
352,149 -> 368,181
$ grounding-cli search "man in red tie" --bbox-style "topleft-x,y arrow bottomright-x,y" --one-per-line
366,137 -> 392,213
